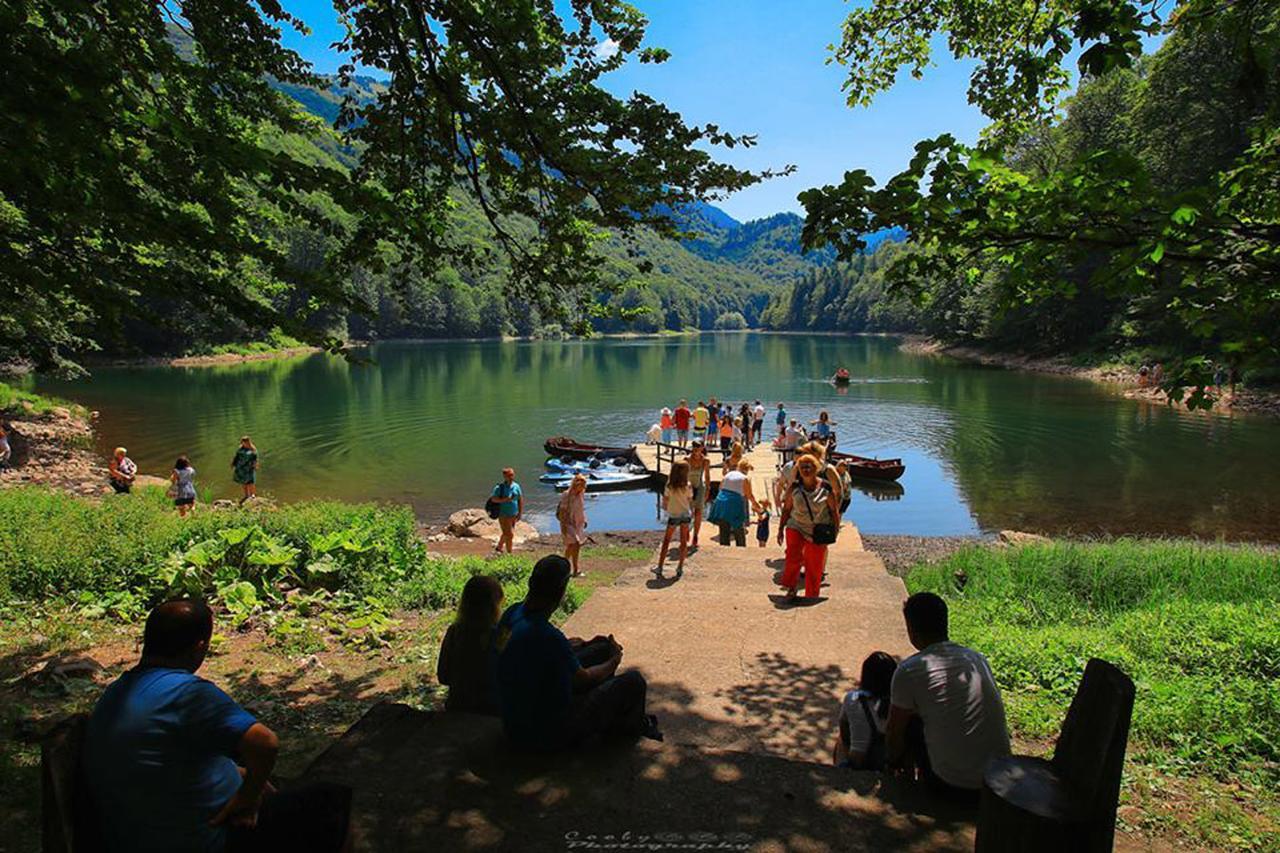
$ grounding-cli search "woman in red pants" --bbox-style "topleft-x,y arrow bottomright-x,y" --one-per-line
776,453 -> 841,602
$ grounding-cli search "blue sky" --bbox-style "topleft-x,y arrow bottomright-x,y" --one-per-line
278,0 -> 988,222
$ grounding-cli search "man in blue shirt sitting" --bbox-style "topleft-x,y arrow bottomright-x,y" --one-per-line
495,555 -> 661,749
84,598 -> 353,852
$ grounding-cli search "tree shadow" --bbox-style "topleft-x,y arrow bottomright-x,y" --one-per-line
299,677 -> 978,852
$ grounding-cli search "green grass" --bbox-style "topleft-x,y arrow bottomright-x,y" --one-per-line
906,540 -> 1280,841
0,381 -> 84,417
0,487 -> 585,641
186,328 -> 307,358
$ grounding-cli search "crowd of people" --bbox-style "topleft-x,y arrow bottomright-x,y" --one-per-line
85,577 -> 1006,848
105,437 -> 260,514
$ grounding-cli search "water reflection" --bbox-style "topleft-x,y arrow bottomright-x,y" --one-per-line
37,334 -> 1280,541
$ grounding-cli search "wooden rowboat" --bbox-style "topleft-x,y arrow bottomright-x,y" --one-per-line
543,436 -> 640,463
829,450 -> 906,482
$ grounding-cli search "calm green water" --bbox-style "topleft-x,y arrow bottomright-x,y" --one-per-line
38,334 -> 1280,540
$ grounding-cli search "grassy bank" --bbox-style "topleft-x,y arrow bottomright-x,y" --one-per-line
0,486 -> 598,634
0,486 -> 645,851
0,382 -> 84,418
907,540 -> 1280,849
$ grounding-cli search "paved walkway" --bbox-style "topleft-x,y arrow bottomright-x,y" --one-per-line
563,521 -> 915,763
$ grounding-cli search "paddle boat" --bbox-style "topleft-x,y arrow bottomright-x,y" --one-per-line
552,470 -> 653,493
832,367 -> 852,385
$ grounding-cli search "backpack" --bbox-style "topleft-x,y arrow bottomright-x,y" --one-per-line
858,695 -> 888,770
485,483 -> 505,519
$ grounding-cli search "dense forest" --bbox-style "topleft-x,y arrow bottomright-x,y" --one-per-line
95,67 -> 819,355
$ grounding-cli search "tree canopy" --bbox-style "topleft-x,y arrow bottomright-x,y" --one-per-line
0,0 -> 777,371
802,0 -> 1280,405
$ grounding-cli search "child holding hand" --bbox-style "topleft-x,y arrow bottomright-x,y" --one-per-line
755,500 -> 772,548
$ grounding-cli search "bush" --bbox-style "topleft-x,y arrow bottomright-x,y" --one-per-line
907,540 -> 1280,783
713,311 -> 748,330
0,486 -> 581,633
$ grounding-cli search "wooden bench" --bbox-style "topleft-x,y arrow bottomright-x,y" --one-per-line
41,714 -> 102,853
975,658 -> 1135,853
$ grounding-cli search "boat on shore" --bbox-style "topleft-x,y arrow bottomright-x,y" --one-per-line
544,436 -> 640,463
829,450 -> 906,482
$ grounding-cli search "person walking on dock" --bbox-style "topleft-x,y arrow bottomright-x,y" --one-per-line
557,475 -> 589,577
657,461 -> 693,576
693,401 -> 710,443
709,459 -> 760,547
674,400 -> 691,448
491,467 -> 524,554
753,401 -> 766,444
777,453 -> 840,601
686,441 -> 712,548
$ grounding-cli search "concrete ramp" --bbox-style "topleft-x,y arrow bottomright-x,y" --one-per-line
562,521 -> 914,762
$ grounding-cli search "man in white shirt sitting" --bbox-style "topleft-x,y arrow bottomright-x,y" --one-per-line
886,592 -> 1010,803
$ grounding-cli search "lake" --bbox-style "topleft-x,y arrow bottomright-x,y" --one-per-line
39,334 -> 1280,541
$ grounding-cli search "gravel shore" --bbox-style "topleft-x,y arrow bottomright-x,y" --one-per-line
860,534 -> 990,578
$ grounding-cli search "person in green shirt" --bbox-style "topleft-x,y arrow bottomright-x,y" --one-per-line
232,436 -> 259,506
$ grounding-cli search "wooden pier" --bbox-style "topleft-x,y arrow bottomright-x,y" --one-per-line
633,439 -> 786,503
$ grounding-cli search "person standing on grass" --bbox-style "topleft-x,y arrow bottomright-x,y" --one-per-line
557,474 -> 589,577
490,467 -> 523,554
686,441 -> 712,548
657,460 -> 693,576
673,399 -> 692,448
171,456 -> 197,517
776,453 -> 840,601
84,599 -> 353,853
108,446 -> 137,494
437,575 -> 504,715
231,436 -> 258,505
886,592 -> 1010,803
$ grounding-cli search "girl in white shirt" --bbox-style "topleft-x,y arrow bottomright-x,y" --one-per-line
658,461 -> 693,576
833,651 -> 898,769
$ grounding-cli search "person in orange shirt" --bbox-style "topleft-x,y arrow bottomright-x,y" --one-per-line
659,407 -> 674,444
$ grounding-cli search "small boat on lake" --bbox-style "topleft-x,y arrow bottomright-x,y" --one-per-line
832,368 -> 851,385
829,450 -> 906,482
553,470 -> 653,493
544,436 -> 640,464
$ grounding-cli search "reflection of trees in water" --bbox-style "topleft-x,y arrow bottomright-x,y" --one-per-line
39,336 -> 1280,538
